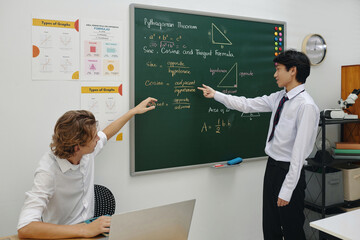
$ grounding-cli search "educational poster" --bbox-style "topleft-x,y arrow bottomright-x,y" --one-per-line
80,19 -> 122,81
32,16 -> 80,80
81,83 -> 124,142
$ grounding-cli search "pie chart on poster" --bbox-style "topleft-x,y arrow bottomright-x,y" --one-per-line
108,64 -> 114,71
33,45 -> 40,58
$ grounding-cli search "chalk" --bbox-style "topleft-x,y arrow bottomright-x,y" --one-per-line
214,164 -> 224,168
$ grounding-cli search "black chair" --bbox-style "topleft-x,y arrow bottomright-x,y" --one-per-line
94,184 -> 116,218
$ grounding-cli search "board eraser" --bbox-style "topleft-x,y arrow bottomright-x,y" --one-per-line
227,157 -> 243,165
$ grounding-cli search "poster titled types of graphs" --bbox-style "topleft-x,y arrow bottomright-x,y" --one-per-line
32,16 -> 122,81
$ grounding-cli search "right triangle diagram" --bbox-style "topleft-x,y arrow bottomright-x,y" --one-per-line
217,63 -> 238,88
212,23 -> 232,45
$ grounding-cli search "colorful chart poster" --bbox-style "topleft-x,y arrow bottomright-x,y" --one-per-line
81,83 -> 124,141
81,19 -> 122,81
32,16 -> 80,80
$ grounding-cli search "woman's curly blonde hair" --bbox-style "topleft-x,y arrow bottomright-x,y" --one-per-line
50,110 -> 97,159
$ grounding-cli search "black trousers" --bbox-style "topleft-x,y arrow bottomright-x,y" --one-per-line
263,157 -> 306,240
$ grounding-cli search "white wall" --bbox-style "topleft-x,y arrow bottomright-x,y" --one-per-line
1,0 -> 360,238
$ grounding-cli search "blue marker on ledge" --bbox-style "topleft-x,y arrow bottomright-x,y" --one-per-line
227,157 -> 243,165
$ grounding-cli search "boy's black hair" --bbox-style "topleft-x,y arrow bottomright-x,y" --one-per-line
273,49 -> 311,83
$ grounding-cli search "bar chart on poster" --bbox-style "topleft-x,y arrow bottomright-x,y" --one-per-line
130,4 -> 286,175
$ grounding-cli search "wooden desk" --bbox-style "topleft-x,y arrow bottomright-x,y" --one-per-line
0,235 -> 104,240
310,209 -> 360,240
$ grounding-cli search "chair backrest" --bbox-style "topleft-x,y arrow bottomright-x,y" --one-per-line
94,184 -> 116,217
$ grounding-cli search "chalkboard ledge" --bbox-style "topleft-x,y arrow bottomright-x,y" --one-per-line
211,163 -> 242,169
211,156 -> 267,169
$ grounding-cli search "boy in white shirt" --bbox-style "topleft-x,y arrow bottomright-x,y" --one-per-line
17,97 -> 157,239
198,50 -> 319,240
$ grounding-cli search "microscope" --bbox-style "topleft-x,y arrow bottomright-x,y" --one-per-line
323,89 -> 360,119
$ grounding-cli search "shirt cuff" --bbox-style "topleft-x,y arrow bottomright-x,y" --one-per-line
278,187 -> 292,202
214,91 -> 226,104
98,131 -> 108,145
17,208 -> 43,230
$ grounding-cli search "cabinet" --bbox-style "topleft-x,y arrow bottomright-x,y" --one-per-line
306,114 -> 360,240
342,65 -> 360,142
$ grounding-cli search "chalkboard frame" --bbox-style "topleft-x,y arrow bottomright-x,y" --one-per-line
130,4 -> 286,176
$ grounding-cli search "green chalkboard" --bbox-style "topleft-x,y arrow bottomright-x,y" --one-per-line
130,4 -> 286,175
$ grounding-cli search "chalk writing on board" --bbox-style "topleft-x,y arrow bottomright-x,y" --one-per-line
174,81 -> 196,97
174,79 -> 196,87
143,30 -> 235,59
148,33 -> 182,42
241,112 -> 261,120
155,101 -> 167,107
167,61 -> 185,67
167,61 -> 191,77
210,68 -> 227,76
143,46 -> 154,54
144,18 -> 174,29
239,71 -> 254,77
214,50 -> 235,57
201,118 -> 232,134
173,98 -> 191,110
146,61 -> 157,67
146,61 -> 163,68
144,80 -> 166,86
160,41 -> 174,48
208,107 -> 231,114
161,48 -> 181,55
221,89 -> 238,94
143,18 -> 199,30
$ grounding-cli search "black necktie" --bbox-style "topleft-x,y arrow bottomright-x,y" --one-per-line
268,95 -> 289,142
